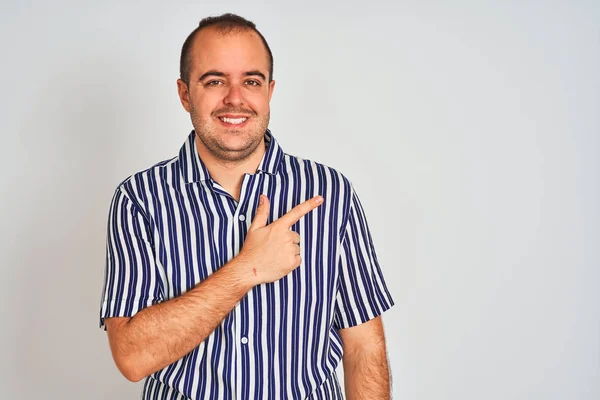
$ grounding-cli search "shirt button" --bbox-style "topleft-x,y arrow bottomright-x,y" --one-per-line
239,215 -> 246,222
241,336 -> 248,344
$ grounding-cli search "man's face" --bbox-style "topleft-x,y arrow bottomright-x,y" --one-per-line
177,27 -> 275,163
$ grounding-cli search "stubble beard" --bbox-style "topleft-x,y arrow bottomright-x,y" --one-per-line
190,103 -> 270,163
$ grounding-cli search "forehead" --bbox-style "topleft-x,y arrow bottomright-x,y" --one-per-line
191,28 -> 269,76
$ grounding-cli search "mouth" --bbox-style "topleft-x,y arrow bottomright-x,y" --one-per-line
217,115 -> 250,128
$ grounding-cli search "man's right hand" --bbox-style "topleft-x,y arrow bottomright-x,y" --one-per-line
236,194 -> 324,286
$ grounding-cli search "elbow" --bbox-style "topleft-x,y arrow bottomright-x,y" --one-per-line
126,374 -> 145,383
123,369 -> 145,383
113,354 -> 147,382
105,317 -> 149,382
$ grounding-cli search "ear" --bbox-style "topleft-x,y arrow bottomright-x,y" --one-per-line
268,79 -> 276,102
176,78 -> 192,113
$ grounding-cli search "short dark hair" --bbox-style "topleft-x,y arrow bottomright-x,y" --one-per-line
179,13 -> 274,86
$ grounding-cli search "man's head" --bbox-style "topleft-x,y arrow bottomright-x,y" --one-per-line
176,14 -> 276,163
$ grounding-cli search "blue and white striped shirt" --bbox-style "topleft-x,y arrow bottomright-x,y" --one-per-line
100,129 -> 394,399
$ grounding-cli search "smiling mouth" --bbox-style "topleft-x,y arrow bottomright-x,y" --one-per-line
218,116 -> 248,124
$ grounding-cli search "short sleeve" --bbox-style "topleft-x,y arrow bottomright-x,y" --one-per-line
99,188 -> 163,331
333,185 -> 395,329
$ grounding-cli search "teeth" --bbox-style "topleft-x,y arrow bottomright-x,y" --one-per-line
220,117 -> 247,124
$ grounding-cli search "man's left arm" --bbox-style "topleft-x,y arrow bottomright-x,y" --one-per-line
333,183 -> 395,399
339,316 -> 391,399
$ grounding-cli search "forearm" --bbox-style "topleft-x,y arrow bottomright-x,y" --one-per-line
111,256 -> 255,381
342,345 -> 391,399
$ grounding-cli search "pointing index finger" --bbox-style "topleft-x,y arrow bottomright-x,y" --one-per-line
276,196 -> 324,228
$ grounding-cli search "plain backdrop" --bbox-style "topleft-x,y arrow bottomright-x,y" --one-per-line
1,1 -> 599,399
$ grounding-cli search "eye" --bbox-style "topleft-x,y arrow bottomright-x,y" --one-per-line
205,80 -> 223,87
246,80 -> 261,86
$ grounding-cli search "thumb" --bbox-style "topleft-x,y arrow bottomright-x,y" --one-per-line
249,194 -> 270,232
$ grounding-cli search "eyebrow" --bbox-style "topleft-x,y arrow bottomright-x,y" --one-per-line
244,70 -> 267,81
198,70 -> 267,82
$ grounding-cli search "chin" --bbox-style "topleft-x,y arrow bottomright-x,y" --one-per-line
216,130 -> 254,147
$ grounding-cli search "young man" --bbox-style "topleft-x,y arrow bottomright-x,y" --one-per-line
100,13 -> 395,399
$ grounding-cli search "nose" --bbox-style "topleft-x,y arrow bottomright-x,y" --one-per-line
223,83 -> 245,107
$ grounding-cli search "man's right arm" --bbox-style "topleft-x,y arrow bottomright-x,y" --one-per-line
103,193 -> 323,382
105,256 -> 254,382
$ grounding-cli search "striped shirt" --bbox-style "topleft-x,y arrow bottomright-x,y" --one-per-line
99,129 -> 395,399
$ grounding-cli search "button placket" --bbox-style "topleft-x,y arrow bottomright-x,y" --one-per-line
233,173 -> 255,400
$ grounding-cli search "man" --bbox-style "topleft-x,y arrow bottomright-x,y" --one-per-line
99,13 -> 395,399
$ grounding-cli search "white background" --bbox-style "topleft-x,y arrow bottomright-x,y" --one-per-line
1,1 -> 598,399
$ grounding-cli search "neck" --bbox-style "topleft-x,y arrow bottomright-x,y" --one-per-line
195,136 -> 266,201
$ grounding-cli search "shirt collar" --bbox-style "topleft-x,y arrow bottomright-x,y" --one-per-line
179,128 -> 285,184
